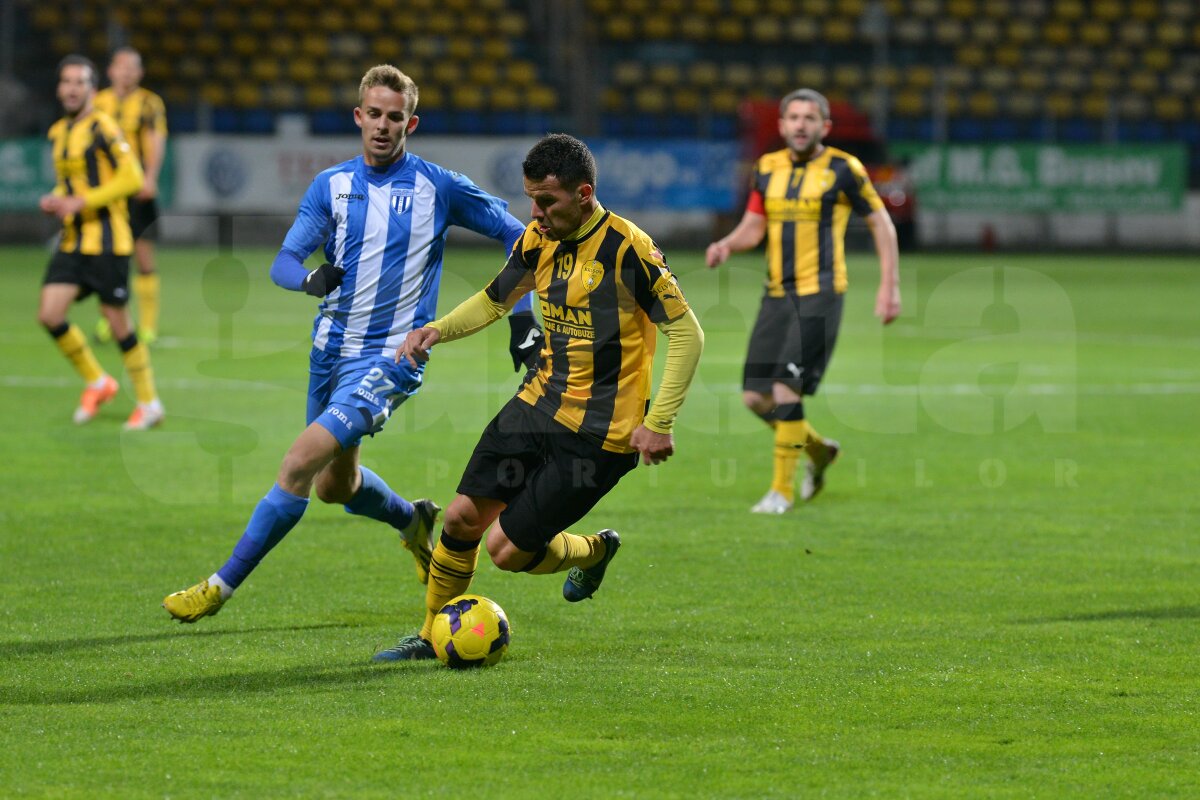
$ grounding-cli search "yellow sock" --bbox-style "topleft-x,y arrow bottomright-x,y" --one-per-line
524,532 -> 604,575
419,535 -> 480,641
772,419 -> 819,501
54,324 -> 105,383
134,273 -> 160,333
120,340 -> 158,404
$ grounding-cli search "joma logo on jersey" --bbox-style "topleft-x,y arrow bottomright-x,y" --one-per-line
539,300 -> 592,327
390,188 -> 414,215
336,192 -> 365,200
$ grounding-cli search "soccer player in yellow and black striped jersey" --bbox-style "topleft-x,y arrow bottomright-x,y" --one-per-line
706,88 -> 900,514
37,55 -> 165,431
374,134 -> 704,662
93,47 -> 167,344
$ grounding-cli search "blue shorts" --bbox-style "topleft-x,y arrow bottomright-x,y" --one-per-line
306,349 -> 424,450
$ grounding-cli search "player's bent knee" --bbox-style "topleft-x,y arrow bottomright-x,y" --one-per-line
485,529 -> 526,572
742,390 -> 772,414
313,475 -> 353,505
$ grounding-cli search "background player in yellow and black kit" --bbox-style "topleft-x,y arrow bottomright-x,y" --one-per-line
37,55 -> 165,431
376,133 -> 704,661
706,88 -> 900,514
94,47 -> 167,344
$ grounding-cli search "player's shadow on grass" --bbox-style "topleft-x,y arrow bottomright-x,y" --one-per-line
0,660 -> 412,706
0,622 -> 359,659
1019,605 -> 1200,624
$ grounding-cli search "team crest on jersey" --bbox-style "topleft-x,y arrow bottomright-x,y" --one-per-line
390,187 -> 414,215
580,260 -> 604,293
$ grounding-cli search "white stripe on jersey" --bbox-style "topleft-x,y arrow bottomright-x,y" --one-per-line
339,182 -> 391,357
313,171 -> 354,352
383,171 -> 436,355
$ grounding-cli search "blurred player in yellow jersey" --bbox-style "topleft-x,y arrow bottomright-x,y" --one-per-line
93,47 -> 167,345
706,88 -> 900,513
38,55 -> 165,430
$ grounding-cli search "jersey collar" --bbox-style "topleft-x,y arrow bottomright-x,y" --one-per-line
563,203 -> 607,242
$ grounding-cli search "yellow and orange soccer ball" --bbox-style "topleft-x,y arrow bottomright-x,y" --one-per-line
429,594 -> 511,669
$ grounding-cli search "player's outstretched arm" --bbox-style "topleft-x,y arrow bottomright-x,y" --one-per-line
397,326 -> 442,368
865,210 -> 901,324
638,309 -> 704,465
705,210 -> 767,268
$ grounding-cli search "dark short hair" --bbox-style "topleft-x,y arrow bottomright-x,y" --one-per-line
522,133 -> 597,190
57,54 -> 98,88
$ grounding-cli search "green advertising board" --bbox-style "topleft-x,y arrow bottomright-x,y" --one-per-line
0,137 -> 174,211
890,143 -> 1186,212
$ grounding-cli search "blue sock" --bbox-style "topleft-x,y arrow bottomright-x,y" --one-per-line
344,466 -> 414,530
217,485 -> 309,589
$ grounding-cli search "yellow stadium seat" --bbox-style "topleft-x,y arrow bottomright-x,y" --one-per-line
612,61 -> 645,86
911,0 -> 941,17
993,45 -> 1022,67
980,67 -> 1013,91
232,84 -> 263,109
750,17 -> 783,42
200,84 -> 229,107
212,7 -> 240,32
1156,21 -> 1186,46
680,16 -> 710,39
1128,0 -> 1156,19
447,39 -> 475,60
946,0 -> 976,17
1117,20 -> 1149,46
213,58 -> 244,84
526,86 -> 558,111
268,84 -> 301,110
1163,0 -> 1192,17
1007,91 -> 1039,116
802,0 -> 832,14
1042,20 -> 1072,45
600,87 -> 625,113
907,65 -> 935,89
496,12 -> 527,37
1053,0 -> 1084,19
1054,68 -> 1086,92
956,46 -> 988,68
250,59 -> 282,84
1166,70 -> 1197,95
507,61 -> 538,87
894,89 -> 926,116
1126,71 -> 1159,94
972,18 -> 1001,44
796,65 -> 828,89
832,65 -> 865,92
941,66 -> 972,90
589,0 -> 616,11
269,33 -> 297,59
787,18 -> 820,41
431,62 -> 462,85
1092,0 -> 1123,19
1078,20 -> 1110,46
1016,69 -> 1047,91
824,18 -> 855,43
731,0 -> 759,15
1154,96 -> 1186,121
30,6 -> 64,31
1006,18 -> 1036,43
714,18 -> 744,42
489,86 -> 522,112
451,86 -> 485,111
710,89 -> 741,114
674,88 -> 703,113
981,0 -> 1011,17
894,19 -> 927,44
759,64 -> 791,90
417,85 -> 443,110
650,63 -> 683,86
1087,70 -> 1119,92
194,32 -> 222,57
232,33 -> 258,57
967,91 -> 997,117
1118,95 -> 1147,119
723,62 -> 755,88
289,59 -> 319,85
644,14 -> 674,38
1143,48 -> 1172,71
1103,48 -> 1133,69
605,15 -> 636,40
482,40 -> 513,60
933,19 -> 965,45
1043,92 -> 1075,117
687,61 -> 721,87
467,62 -> 500,87
1080,93 -> 1110,119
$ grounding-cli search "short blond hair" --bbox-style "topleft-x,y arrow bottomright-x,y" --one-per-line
358,64 -> 418,113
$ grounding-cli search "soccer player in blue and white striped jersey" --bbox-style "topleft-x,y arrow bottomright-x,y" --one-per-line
163,65 -> 536,623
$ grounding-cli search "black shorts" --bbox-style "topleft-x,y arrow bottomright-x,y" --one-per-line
43,251 -> 131,307
128,197 -> 159,241
742,292 -> 844,396
457,397 -> 639,552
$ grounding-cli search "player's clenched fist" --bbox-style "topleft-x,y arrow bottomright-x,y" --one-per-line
396,326 -> 442,367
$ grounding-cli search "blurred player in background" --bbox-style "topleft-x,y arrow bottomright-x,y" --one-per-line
375,133 -> 704,662
38,55 -> 165,431
163,65 -> 539,623
706,88 -> 900,514
93,47 -> 167,345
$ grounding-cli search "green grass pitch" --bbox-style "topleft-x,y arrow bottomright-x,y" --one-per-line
1,241 -> 1196,797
